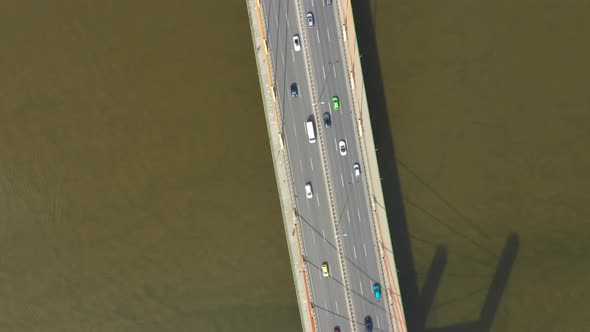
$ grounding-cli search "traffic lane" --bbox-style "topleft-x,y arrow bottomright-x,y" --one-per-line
334,157 -> 379,274
301,0 -> 341,67
304,2 -> 354,138
349,184 -> 380,262
298,0 -> 343,115
278,0 -> 354,326
298,213 -> 348,331
328,115 -> 393,330
305,0 -> 343,78
347,264 -> 390,332
335,184 -> 385,306
346,265 -> 390,330
264,0 -> 308,135
325,148 -> 394,329
286,0 -> 356,306
300,10 -> 344,114
262,0 -> 299,86
290,128 -> 353,327
270,0 -> 368,324
282,62 -> 351,330
323,159 -> 385,326
338,188 -> 379,278
329,149 -> 384,295
298,0 -> 394,327
323,57 -> 388,296
297,4 -> 351,164
322,111 -> 392,325
277,32 -> 349,332
339,199 -> 379,273
315,264 -> 355,331
282,0 -> 346,281
341,212 -> 389,322
262,0 -> 353,328
284,92 -> 351,330
351,290 -> 390,332
290,97 -> 354,329
300,223 -> 351,332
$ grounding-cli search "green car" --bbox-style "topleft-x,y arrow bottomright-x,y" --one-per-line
332,96 -> 340,111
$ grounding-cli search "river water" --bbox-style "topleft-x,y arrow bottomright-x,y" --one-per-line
0,1 -> 588,331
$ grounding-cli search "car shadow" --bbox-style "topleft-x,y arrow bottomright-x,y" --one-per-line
350,1 -> 520,331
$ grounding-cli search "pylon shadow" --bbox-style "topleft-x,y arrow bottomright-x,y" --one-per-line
425,234 -> 519,332
350,1 -> 520,331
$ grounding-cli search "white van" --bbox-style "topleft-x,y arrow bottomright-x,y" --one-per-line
306,120 -> 316,143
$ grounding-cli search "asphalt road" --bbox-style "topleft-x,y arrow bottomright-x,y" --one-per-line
260,0 -> 391,330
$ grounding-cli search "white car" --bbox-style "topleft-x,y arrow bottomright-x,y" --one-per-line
293,34 -> 301,51
338,140 -> 347,156
306,12 -> 315,28
353,163 -> 361,177
305,182 -> 313,199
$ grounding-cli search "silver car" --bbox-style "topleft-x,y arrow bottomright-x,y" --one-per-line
305,182 -> 313,199
338,140 -> 347,156
353,163 -> 361,177
293,34 -> 301,51
306,12 -> 314,28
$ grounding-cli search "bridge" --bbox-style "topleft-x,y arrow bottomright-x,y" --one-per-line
246,0 -> 408,331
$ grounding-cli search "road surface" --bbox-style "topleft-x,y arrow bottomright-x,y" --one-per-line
260,0 -> 392,330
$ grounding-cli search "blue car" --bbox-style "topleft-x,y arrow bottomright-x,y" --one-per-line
364,316 -> 373,332
373,283 -> 381,299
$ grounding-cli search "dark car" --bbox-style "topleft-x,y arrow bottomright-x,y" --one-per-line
364,315 -> 373,332
323,112 -> 331,128
334,327 -> 340,332
291,83 -> 299,97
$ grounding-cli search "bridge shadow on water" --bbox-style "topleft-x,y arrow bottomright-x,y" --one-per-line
350,1 -> 520,331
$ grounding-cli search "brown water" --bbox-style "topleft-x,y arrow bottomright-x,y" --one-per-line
0,0 -> 588,331
0,1 -> 300,331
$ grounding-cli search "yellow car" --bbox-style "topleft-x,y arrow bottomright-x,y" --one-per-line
321,262 -> 330,277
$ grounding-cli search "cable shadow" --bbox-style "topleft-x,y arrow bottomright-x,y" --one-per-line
313,302 -> 352,322
297,210 -> 340,253
404,198 -> 498,259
